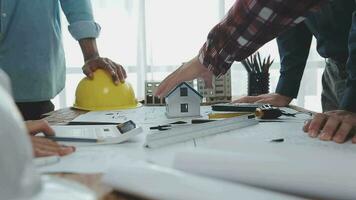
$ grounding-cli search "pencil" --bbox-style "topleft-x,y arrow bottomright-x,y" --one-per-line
241,60 -> 252,73
257,52 -> 263,73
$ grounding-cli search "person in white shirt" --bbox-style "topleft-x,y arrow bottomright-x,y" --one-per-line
0,69 -> 75,157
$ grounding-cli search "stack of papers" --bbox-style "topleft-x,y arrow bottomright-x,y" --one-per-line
102,162 -> 306,200
173,144 -> 356,200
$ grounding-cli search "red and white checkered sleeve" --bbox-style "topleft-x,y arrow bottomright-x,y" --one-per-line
198,0 -> 325,76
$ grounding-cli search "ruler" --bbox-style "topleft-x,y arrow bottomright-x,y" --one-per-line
208,112 -> 252,119
145,115 -> 258,148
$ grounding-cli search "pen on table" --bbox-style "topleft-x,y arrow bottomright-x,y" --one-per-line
191,119 -> 216,124
270,138 -> 284,143
44,136 -> 98,143
150,119 -> 216,131
257,52 -> 263,73
66,121 -> 120,125
34,156 -> 60,167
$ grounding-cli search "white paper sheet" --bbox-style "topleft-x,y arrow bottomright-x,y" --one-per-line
71,109 -> 141,124
198,121 -> 356,153
38,133 -> 196,173
173,145 -> 356,200
32,175 -> 96,200
103,162 -> 306,200
40,105 -> 356,177
71,106 -> 213,125
37,133 -> 147,173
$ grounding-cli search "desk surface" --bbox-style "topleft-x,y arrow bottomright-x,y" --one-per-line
43,105 -> 308,200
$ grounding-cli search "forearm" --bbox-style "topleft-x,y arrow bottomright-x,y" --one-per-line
79,38 -> 100,62
275,23 -> 312,98
60,0 -> 101,41
198,0 -> 325,76
340,11 -> 356,112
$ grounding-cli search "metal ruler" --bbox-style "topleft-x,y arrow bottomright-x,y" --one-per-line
145,115 -> 258,148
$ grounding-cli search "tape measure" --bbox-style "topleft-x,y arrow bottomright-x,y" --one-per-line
255,105 -> 282,119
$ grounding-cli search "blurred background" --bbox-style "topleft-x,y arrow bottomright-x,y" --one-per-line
54,0 -> 324,112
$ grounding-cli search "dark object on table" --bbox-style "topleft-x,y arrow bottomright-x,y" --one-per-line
255,105 -> 282,119
270,138 -> 285,143
191,119 -> 216,124
241,52 -> 273,96
149,125 -> 172,131
211,103 -> 266,112
170,121 -> 187,125
67,121 -> 120,125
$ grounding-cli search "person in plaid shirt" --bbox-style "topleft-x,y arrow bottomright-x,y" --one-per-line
155,0 -> 356,144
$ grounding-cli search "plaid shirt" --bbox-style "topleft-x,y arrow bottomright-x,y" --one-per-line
199,0 -> 325,77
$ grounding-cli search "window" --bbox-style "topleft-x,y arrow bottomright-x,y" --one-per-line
54,0 -> 324,113
180,87 -> 188,96
181,103 -> 188,113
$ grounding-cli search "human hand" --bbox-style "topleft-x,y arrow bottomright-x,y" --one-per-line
82,57 -> 127,84
303,110 -> 356,143
26,120 -> 75,157
30,136 -> 75,157
233,93 -> 293,107
155,56 -> 213,97
26,120 -> 55,136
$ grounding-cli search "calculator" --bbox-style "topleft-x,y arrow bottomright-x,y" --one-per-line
47,120 -> 143,144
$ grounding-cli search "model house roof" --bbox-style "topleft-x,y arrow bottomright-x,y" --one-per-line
166,82 -> 203,98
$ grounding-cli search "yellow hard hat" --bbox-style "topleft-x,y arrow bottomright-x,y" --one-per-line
73,69 -> 141,111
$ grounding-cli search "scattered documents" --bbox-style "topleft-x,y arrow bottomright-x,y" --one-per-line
173,145 -> 356,200
71,110 -> 130,124
102,162 -> 306,200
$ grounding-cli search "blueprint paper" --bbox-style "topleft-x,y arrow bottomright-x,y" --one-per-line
71,106 -> 213,125
102,162 -> 306,200
38,133 -> 196,173
173,146 -> 356,200
40,106 -> 356,177
200,121 -> 356,153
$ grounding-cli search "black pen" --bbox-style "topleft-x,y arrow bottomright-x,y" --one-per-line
191,119 -> 216,124
66,121 -> 120,125
270,138 -> 284,143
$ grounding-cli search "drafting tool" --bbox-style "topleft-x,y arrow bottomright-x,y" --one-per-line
67,122 -> 120,125
255,105 -> 311,120
191,119 -> 216,124
270,138 -> 285,143
46,136 -> 98,143
170,121 -> 187,125
255,105 -> 282,119
145,114 -> 258,148
149,125 -> 172,131
242,52 -> 274,74
208,112 -> 251,119
212,103 -> 266,112
150,120 -> 215,130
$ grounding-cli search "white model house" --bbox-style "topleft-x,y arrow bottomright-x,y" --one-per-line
145,80 -> 194,106
165,82 -> 202,118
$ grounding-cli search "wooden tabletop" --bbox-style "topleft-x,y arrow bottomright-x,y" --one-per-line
44,108 -> 145,200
